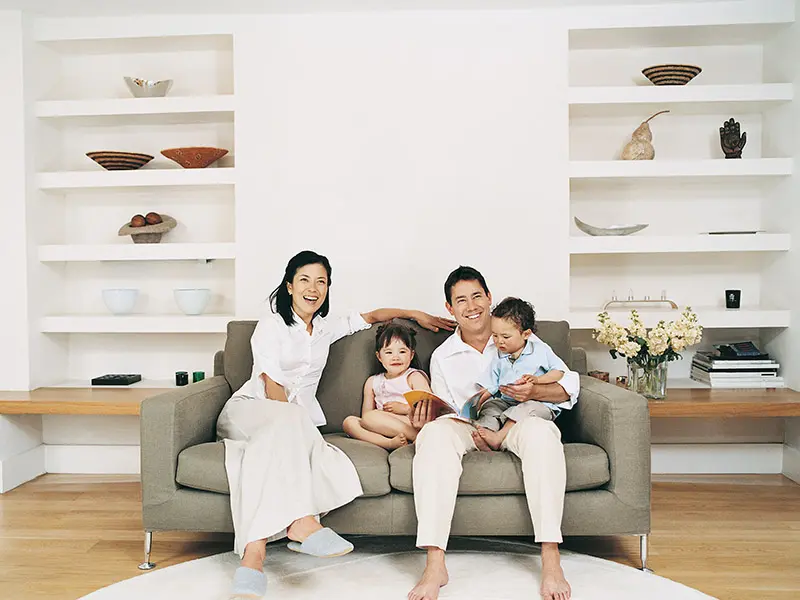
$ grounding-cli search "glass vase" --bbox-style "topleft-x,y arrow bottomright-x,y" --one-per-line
627,361 -> 668,399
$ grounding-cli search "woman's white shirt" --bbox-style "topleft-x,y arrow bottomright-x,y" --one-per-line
232,308 -> 371,426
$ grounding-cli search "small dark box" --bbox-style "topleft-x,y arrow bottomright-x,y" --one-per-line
91,374 -> 143,386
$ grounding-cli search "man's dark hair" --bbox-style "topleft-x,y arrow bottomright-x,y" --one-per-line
443,266 -> 490,304
269,250 -> 332,326
491,297 -> 537,333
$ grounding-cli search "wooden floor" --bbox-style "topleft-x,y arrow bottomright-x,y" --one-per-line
0,475 -> 798,600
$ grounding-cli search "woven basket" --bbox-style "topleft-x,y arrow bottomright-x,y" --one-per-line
118,214 -> 177,244
642,64 -> 702,86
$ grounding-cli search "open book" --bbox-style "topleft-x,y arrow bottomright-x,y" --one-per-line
403,390 -> 483,424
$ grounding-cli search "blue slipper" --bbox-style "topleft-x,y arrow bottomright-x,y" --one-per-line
286,527 -> 354,558
230,566 -> 267,599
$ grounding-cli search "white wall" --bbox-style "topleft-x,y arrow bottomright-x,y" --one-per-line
762,0 -> 800,482
234,12 -> 570,321
0,10 -> 31,390
0,2 -> 797,479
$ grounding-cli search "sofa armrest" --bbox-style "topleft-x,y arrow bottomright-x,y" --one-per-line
213,350 -> 225,377
570,347 -> 587,375
570,375 -> 651,511
140,376 -> 231,508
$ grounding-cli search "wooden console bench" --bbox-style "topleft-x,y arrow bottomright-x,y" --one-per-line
0,387 -> 171,416
1,386 -> 799,418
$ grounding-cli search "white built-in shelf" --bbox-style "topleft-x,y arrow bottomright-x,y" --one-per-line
52,379 -> 176,389
667,378 -> 711,390
39,243 -> 236,262
569,20 -> 792,50
569,233 -> 790,255
40,315 -> 232,334
569,84 -> 793,117
569,159 -> 792,180
35,95 -> 235,120
38,168 -> 237,190
569,308 -> 791,330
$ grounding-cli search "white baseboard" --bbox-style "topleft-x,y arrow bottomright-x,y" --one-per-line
652,443 -> 784,474
44,445 -> 140,475
0,445 -> 45,492
783,445 -> 800,484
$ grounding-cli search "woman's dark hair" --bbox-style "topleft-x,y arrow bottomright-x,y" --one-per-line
374,322 -> 422,372
269,250 -> 332,326
491,297 -> 537,333
444,265 -> 490,304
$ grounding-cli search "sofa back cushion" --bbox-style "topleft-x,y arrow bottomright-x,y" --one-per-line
221,317 -> 573,434
317,319 -> 451,434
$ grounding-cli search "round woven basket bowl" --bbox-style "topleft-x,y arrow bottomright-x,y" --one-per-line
118,214 -> 177,244
161,146 -> 228,169
642,64 -> 702,86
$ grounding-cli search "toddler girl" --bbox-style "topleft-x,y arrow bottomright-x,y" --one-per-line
343,322 -> 431,450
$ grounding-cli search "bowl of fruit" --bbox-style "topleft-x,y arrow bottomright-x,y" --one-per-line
118,211 -> 177,244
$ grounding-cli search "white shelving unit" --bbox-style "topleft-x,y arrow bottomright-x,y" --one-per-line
35,95 -> 235,119
39,243 -> 236,262
569,159 -> 793,179
568,83 -> 793,116
568,5 -> 794,343
569,233 -> 791,255
38,168 -> 236,190
40,315 -> 232,334
28,30 -> 237,384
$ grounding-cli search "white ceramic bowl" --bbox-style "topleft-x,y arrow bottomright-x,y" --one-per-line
102,288 -> 139,315
174,288 -> 211,315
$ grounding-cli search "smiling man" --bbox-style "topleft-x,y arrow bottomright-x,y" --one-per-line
407,266 -> 579,600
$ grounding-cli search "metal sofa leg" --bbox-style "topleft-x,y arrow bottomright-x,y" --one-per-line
138,531 -> 156,570
639,534 -> 653,573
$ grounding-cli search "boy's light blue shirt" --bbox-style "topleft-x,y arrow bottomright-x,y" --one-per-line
477,335 -> 572,415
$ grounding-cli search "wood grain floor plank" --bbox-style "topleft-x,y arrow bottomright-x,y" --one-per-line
0,474 -> 797,599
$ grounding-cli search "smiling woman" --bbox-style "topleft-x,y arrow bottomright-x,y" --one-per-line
214,249 -> 454,599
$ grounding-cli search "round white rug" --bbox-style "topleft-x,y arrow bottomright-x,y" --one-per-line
82,537 -> 715,600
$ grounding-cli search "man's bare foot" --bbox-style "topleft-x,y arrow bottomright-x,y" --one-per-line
286,515 -> 322,543
540,544 -> 571,600
408,549 -> 449,600
476,426 -> 505,451
471,429 -> 492,452
386,433 -> 408,450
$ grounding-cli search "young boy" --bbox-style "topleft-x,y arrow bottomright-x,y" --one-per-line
474,297 -> 568,450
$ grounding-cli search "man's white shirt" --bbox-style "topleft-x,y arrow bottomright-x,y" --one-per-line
429,328 -> 580,412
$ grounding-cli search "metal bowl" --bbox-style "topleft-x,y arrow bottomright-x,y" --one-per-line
574,217 -> 648,236
124,77 -> 173,98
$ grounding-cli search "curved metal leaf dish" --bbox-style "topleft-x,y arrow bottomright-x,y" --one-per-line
574,217 -> 648,236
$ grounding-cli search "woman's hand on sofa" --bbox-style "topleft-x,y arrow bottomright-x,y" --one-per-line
410,311 -> 457,333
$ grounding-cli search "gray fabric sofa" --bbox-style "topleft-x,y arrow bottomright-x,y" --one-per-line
139,319 -> 651,569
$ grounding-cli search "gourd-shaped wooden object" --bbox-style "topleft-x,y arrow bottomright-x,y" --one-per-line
621,110 -> 669,160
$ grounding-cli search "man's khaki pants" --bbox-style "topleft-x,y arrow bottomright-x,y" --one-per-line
413,416 -> 566,549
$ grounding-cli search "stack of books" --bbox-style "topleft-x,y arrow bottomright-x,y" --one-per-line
691,351 -> 784,388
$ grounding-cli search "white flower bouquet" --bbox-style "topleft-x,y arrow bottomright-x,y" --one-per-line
593,307 -> 703,398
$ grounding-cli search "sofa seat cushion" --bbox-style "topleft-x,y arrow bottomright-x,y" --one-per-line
388,442 -> 610,495
176,434 -> 391,498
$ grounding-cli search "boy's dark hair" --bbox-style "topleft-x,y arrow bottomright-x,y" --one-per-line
491,297 -> 537,333
443,265 -> 490,304
269,250 -> 332,326
374,322 -> 422,372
